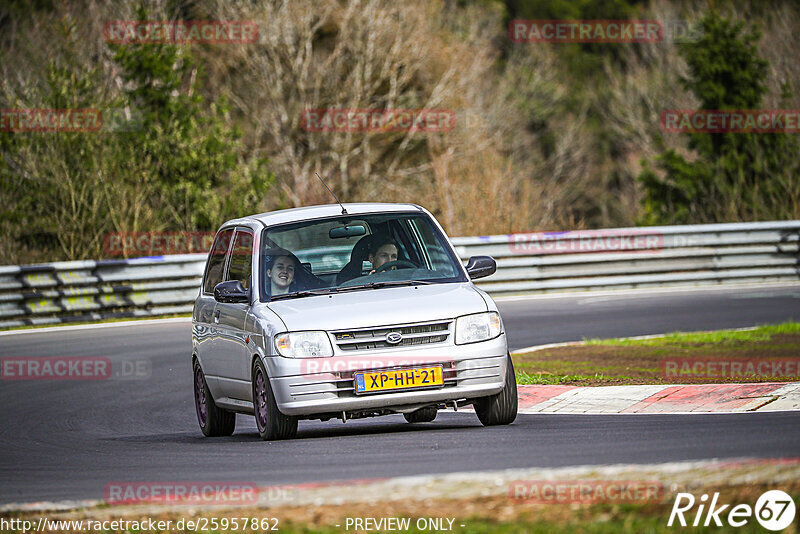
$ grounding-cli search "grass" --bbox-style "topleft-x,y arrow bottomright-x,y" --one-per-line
584,322 -> 800,347
516,370 -> 637,385
513,321 -> 800,386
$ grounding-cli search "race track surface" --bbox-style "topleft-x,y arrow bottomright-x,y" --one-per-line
1,284 -> 799,505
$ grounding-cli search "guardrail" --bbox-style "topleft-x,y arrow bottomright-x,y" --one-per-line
1,221 -> 798,328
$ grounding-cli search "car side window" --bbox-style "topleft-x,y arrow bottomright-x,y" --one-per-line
203,228 -> 234,294
225,229 -> 254,291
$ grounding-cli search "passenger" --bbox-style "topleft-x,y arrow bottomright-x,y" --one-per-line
368,238 -> 399,274
264,248 -> 297,296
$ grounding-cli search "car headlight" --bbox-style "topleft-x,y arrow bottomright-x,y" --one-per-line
274,331 -> 333,358
455,312 -> 502,345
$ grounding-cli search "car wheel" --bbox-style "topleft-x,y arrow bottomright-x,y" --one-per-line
194,360 -> 235,437
403,406 -> 438,423
474,354 -> 518,426
252,358 -> 298,441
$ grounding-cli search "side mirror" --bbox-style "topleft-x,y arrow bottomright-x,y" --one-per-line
465,256 -> 496,280
214,280 -> 250,303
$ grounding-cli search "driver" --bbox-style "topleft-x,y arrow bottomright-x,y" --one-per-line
368,238 -> 399,275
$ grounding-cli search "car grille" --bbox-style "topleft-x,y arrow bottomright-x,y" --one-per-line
332,321 -> 451,351
288,360 -> 502,399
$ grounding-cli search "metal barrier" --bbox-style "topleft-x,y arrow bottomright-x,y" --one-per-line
1,221 -> 798,328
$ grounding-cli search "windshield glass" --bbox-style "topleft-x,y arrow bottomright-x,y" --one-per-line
260,211 -> 466,300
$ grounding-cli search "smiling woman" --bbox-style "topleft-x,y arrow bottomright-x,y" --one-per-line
263,248 -> 298,296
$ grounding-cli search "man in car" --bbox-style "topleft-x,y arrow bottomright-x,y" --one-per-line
265,248 -> 297,295
368,238 -> 399,274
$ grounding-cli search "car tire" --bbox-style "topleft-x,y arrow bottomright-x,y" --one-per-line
252,358 -> 298,441
403,406 -> 438,423
193,360 -> 235,437
474,354 -> 518,426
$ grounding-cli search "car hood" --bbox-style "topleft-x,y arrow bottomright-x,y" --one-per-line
264,283 -> 487,331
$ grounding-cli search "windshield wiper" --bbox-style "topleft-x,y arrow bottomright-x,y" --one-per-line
337,280 -> 434,292
269,288 -> 339,301
270,280 -> 434,300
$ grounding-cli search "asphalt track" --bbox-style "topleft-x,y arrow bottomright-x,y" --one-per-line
1,284 -> 799,505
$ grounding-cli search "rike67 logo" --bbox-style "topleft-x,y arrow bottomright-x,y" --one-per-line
668,490 -> 796,531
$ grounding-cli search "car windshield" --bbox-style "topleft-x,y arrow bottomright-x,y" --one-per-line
260,211 -> 467,300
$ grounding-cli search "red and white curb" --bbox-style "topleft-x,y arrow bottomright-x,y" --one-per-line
515,382 -> 800,414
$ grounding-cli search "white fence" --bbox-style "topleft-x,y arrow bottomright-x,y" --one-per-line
1,221 -> 798,328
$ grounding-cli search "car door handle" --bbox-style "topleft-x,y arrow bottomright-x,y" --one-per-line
213,310 -> 220,323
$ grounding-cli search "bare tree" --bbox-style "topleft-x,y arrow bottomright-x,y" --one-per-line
211,1 -> 497,211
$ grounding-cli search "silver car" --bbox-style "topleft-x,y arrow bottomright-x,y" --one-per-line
192,203 -> 517,440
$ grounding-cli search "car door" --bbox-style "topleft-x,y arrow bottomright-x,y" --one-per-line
214,227 -> 255,401
196,228 -> 234,396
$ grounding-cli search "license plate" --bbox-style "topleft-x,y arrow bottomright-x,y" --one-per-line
354,366 -> 444,394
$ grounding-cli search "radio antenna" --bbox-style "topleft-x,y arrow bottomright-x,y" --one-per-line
316,172 -> 347,214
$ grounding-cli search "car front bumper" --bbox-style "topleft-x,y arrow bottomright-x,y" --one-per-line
266,335 -> 508,417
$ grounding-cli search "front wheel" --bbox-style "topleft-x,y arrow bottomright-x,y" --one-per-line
474,354 -> 518,426
194,361 -> 235,437
252,359 -> 297,441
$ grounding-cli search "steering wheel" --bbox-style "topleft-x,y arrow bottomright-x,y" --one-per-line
374,260 -> 417,273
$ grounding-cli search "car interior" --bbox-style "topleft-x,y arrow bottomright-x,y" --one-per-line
261,214 -> 456,296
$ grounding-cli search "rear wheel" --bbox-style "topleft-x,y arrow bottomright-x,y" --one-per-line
474,354 -> 518,426
403,406 -> 438,423
193,361 -> 235,437
252,359 -> 297,441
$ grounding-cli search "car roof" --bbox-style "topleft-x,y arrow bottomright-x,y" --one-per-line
223,203 -> 426,229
